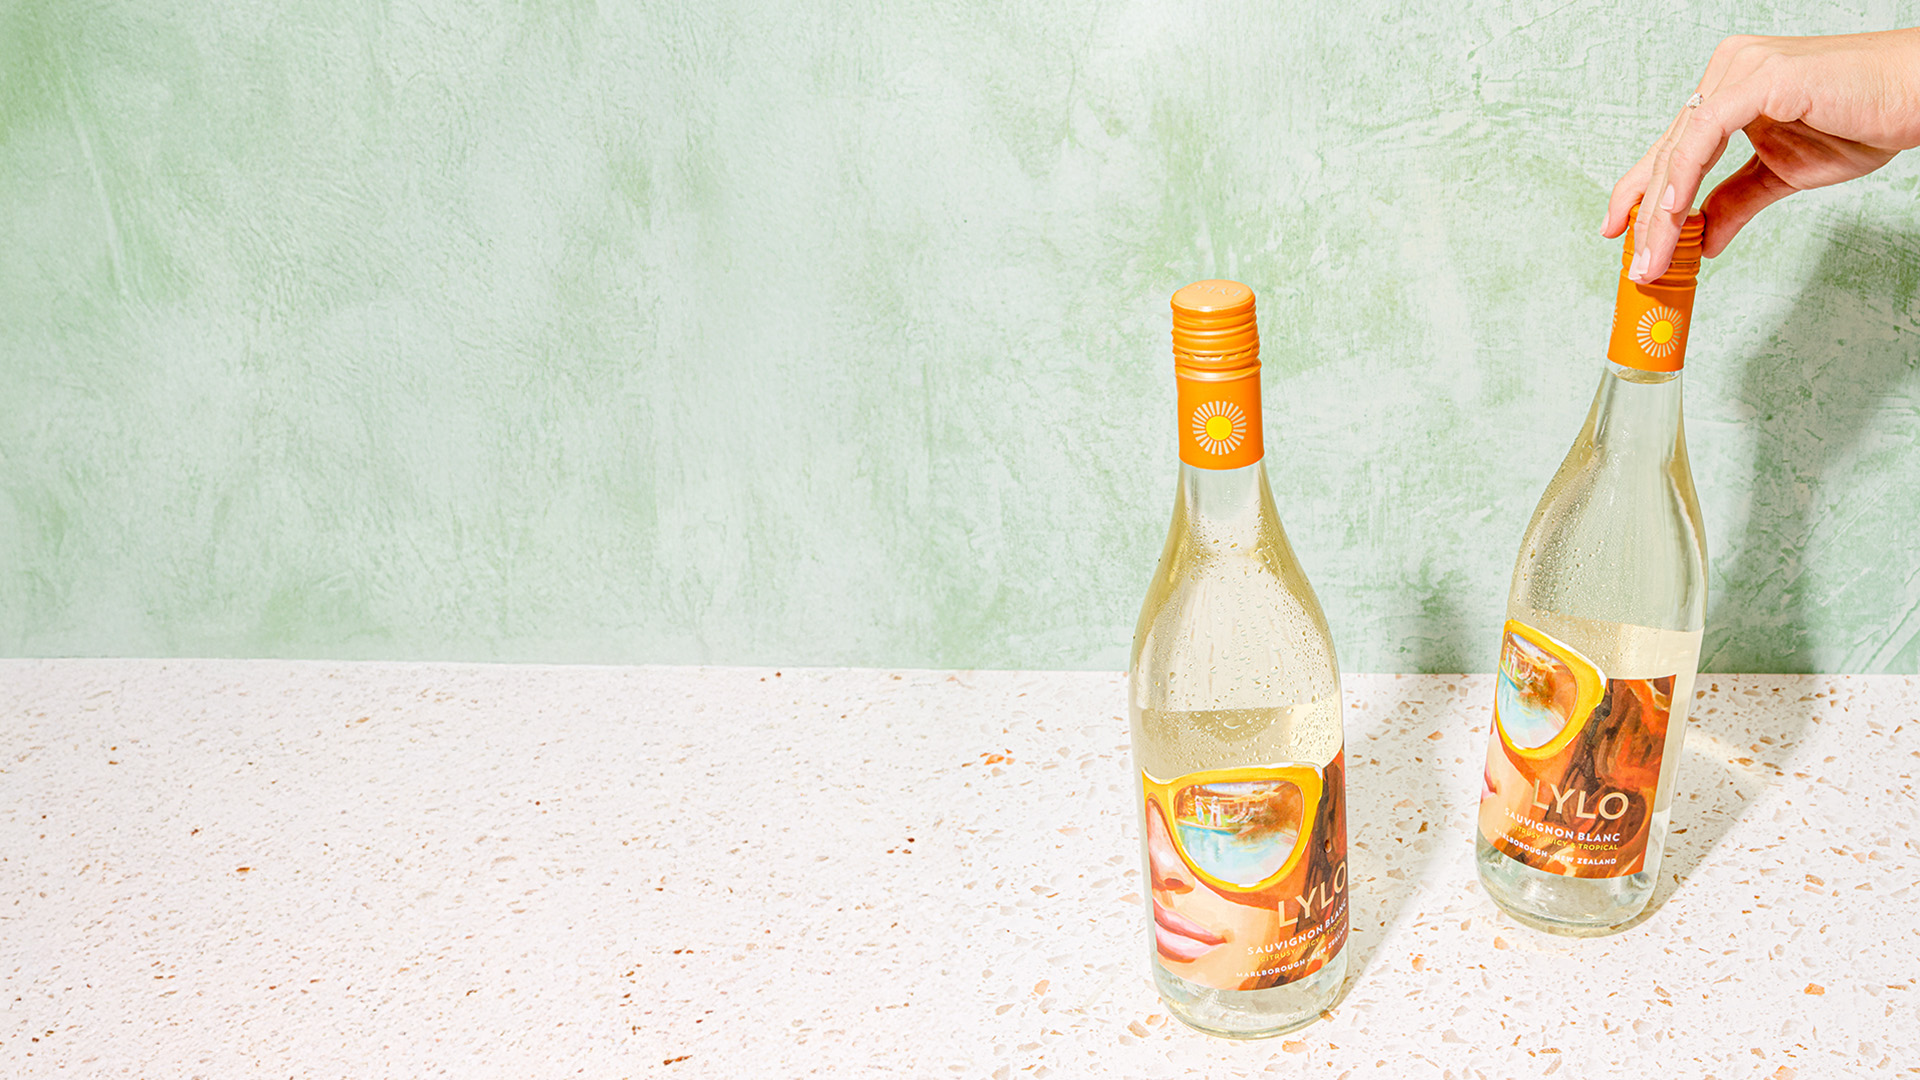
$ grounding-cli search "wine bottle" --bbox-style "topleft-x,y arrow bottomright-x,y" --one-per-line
1475,208 -> 1709,933
1128,280 -> 1349,1037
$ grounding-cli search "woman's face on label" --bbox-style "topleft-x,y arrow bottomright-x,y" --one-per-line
1146,800 -> 1282,989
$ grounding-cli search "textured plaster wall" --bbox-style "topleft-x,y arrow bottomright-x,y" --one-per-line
3,1 -> 1919,672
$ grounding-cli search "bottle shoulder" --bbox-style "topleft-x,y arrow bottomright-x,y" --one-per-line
1131,464 -> 1340,711
1132,544 -> 1339,708
1511,435 -> 1707,632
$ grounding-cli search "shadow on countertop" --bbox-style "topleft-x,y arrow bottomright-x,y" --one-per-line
1635,221 -> 1920,923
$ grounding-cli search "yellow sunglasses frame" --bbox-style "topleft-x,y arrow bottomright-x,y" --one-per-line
1493,620 -> 1607,762
1143,764 -> 1324,897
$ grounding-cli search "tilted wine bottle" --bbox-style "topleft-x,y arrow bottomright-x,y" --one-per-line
1129,280 -> 1349,1037
1476,209 -> 1709,933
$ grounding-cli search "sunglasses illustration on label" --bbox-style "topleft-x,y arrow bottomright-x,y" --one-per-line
1479,621 -> 1676,878
1142,754 -> 1347,991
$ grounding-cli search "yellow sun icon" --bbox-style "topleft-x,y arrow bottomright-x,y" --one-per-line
1635,306 -> 1684,360
1191,400 -> 1247,456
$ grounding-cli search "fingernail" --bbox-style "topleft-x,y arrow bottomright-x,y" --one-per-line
1629,249 -> 1650,281
1659,184 -> 1677,212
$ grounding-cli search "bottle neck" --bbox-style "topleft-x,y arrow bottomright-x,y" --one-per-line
1590,360 -> 1683,462
1175,362 -> 1269,541
1180,458 -> 1267,510
1177,460 -> 1275,548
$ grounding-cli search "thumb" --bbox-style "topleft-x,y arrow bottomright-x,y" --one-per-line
1699,154 -> 1798,257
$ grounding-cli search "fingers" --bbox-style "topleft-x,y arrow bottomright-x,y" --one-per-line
1604,37 -> 1752,239
1657,128 -> 1732,234
1630,72 -> 1778,281
1629,109 -> 1706,281
1602,154 -> 1654,238
1699,154 -> 1798,257
1696,35 -> 1758,99
1667,76 -> 1780,209
1603,110 -> 1688,239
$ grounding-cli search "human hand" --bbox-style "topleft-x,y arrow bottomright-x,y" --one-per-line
1603,29 -> 1920,282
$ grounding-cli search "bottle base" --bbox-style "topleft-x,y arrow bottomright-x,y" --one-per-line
1152,949 -> 1345,1039
1474,834 -> 1654,936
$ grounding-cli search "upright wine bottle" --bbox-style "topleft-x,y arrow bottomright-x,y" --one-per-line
1476,208 -> 1709,933
1129,280 -> 1349,1038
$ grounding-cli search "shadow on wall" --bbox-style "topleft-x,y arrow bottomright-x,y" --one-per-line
1705,222 -> 1920,673
1643,223 -> 1920,918
1407,570 -> 1471,676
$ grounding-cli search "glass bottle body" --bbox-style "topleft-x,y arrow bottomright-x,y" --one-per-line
1476,361 -> 1707,933
1129,461 -> 1346,1036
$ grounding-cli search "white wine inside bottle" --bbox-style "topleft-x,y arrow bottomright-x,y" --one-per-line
1129,281 -> 1348,1037
1476,210 -> 1708,934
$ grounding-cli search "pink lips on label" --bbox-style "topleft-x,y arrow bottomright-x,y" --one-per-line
1153,899 -> 1225,961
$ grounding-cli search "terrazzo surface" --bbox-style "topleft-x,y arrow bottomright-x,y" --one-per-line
3,662 -> 1916,1077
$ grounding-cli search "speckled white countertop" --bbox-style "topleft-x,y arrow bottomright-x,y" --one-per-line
3,662 -> 1915,1077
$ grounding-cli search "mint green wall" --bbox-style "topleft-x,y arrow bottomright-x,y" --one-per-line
4,2 -> 1919,672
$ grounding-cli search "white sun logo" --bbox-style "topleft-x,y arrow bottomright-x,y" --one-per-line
1190,400 -> 1247,456
1635,306 -> 1684,360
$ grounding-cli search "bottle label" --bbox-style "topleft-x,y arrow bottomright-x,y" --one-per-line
1175,370 -> 1263,469
1478,621 -> 1675,878
1142,752 -> 1347,990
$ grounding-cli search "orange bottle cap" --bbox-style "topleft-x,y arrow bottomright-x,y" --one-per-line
1170,280 -> 1263,468
1608,205 -> 1707,372
1171,279 -> 1259,372
1622,204 -> 1706,287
